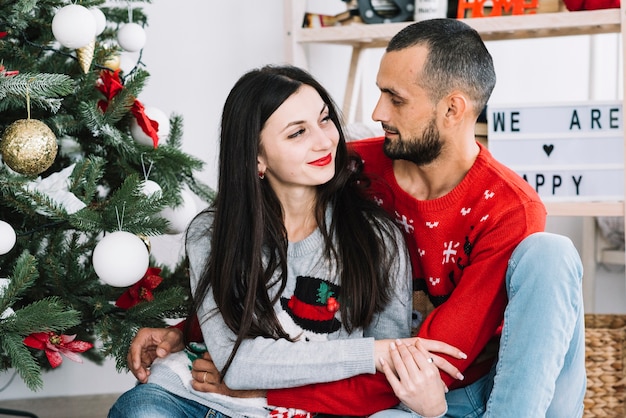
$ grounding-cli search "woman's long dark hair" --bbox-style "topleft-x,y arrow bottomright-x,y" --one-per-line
187,65 -> 400,378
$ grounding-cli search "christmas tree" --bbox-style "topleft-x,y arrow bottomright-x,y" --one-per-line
0,0 -> 214,391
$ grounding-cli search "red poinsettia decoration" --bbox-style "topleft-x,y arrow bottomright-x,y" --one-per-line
115,267 -> 163,309
0,62 -> 19,77
23,332 -> 93,368
96,69 -> 160,148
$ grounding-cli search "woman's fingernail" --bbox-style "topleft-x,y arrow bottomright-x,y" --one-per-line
459,351 -> 467,359
457,372 -> 465,380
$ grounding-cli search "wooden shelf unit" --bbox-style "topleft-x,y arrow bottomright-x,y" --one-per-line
285,5 -> 624,61
284,2 -> 626,311
295,9 -> 620,46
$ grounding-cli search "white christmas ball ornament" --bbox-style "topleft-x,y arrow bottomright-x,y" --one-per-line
90,8 -> 107,36
130,107 -> 170,147
160,190 -> 198,235
92,231 -> 149,287
140,179 -> 162,197
117,23 -> 146,52
52,4 -> 97,49
0,221 -> 17,255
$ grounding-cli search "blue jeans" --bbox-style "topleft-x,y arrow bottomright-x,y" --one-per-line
373,232 -> 587,418
108,383 -> 225,418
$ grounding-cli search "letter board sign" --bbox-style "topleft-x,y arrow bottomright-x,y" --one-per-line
488,101 -> 623,201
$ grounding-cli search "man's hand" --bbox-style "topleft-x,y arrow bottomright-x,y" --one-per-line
375,337 -> 466,382
128,327 -> 185,383
380,339 -> 448,417
191,352 -> 265,398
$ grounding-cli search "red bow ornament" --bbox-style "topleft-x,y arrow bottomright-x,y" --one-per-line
96,69 -> 124,112
131,100 -> 160,148
96,69 -> 160,148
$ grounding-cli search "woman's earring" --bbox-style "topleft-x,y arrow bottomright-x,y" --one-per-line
258,171 -> 265,180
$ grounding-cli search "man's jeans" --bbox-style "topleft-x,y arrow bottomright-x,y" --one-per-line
374,232 -> 587,418
108,383 -> 221,418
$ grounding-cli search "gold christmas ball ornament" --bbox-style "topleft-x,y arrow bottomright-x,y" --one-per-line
1,119 -> 58,176
136,233 -> 151,253
103,53 -> 121,71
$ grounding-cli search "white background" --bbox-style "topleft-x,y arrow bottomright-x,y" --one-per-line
0,0 -> 623,401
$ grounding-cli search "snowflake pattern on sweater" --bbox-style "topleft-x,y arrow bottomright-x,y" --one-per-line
352,137 -> 547,388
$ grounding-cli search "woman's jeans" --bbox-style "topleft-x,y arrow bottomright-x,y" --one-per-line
374,232 -> 587,418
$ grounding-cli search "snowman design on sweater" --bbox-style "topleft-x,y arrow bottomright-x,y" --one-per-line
279,276 -> 342,341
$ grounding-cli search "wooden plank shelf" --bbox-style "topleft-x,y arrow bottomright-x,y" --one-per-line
545,201 -> 624,217
294,9 -> 621,46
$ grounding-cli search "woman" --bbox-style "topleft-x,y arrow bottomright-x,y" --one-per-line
109,65 -> 462,418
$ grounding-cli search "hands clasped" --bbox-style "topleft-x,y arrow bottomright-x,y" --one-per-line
377,337 -> 467,417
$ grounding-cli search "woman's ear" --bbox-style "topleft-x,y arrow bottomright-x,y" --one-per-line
257,157 -> 267,178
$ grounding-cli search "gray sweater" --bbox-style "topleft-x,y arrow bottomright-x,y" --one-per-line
148,209 -> 412,418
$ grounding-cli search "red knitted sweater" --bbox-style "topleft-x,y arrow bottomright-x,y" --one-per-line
266,137 -> 546,415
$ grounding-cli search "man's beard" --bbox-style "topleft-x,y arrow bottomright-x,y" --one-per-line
382,118 -> 442,166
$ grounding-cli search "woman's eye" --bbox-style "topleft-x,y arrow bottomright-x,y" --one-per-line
288,128 -> 305,139
321,115 -> 332,123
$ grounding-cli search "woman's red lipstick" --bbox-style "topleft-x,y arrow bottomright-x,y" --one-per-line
308,153 -> 332,167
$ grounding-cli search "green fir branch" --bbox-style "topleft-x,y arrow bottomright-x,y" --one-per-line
68,156 -> 106,204
66,207 -> 103,233
2,251 -> 39,308
126,287 -> 192,322
14,187 -> 70,221
166,114 -> 184,148
0,72 -> 75,103
0,334 -> 43,391
79,102 -> 138,159
119,67 -> 150,98
3,297 -> 81,335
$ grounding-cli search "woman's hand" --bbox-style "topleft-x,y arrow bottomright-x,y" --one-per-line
379,339 -> 448,417
191,352 -> 265,398
375,337 -> 466,382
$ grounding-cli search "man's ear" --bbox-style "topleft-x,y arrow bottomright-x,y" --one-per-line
446,92 -> 468,118
442,91 -> 469,126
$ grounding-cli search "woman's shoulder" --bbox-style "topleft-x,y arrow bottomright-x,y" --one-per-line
185,209 -> 214,244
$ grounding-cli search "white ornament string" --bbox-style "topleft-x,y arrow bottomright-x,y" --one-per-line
140,154 -> 154,181
115,202 -> 126,231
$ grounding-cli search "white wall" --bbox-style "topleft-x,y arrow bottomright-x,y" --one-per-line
1,0 -> 622,401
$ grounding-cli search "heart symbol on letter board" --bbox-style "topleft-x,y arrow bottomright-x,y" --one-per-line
543,144 -> 554,157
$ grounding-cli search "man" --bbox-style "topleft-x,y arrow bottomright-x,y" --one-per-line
127,18 -> 586,417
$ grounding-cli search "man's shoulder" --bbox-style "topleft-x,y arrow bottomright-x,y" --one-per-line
348,136 -> 385,156
348,137 -> 389,173
475,147 -> 546,224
